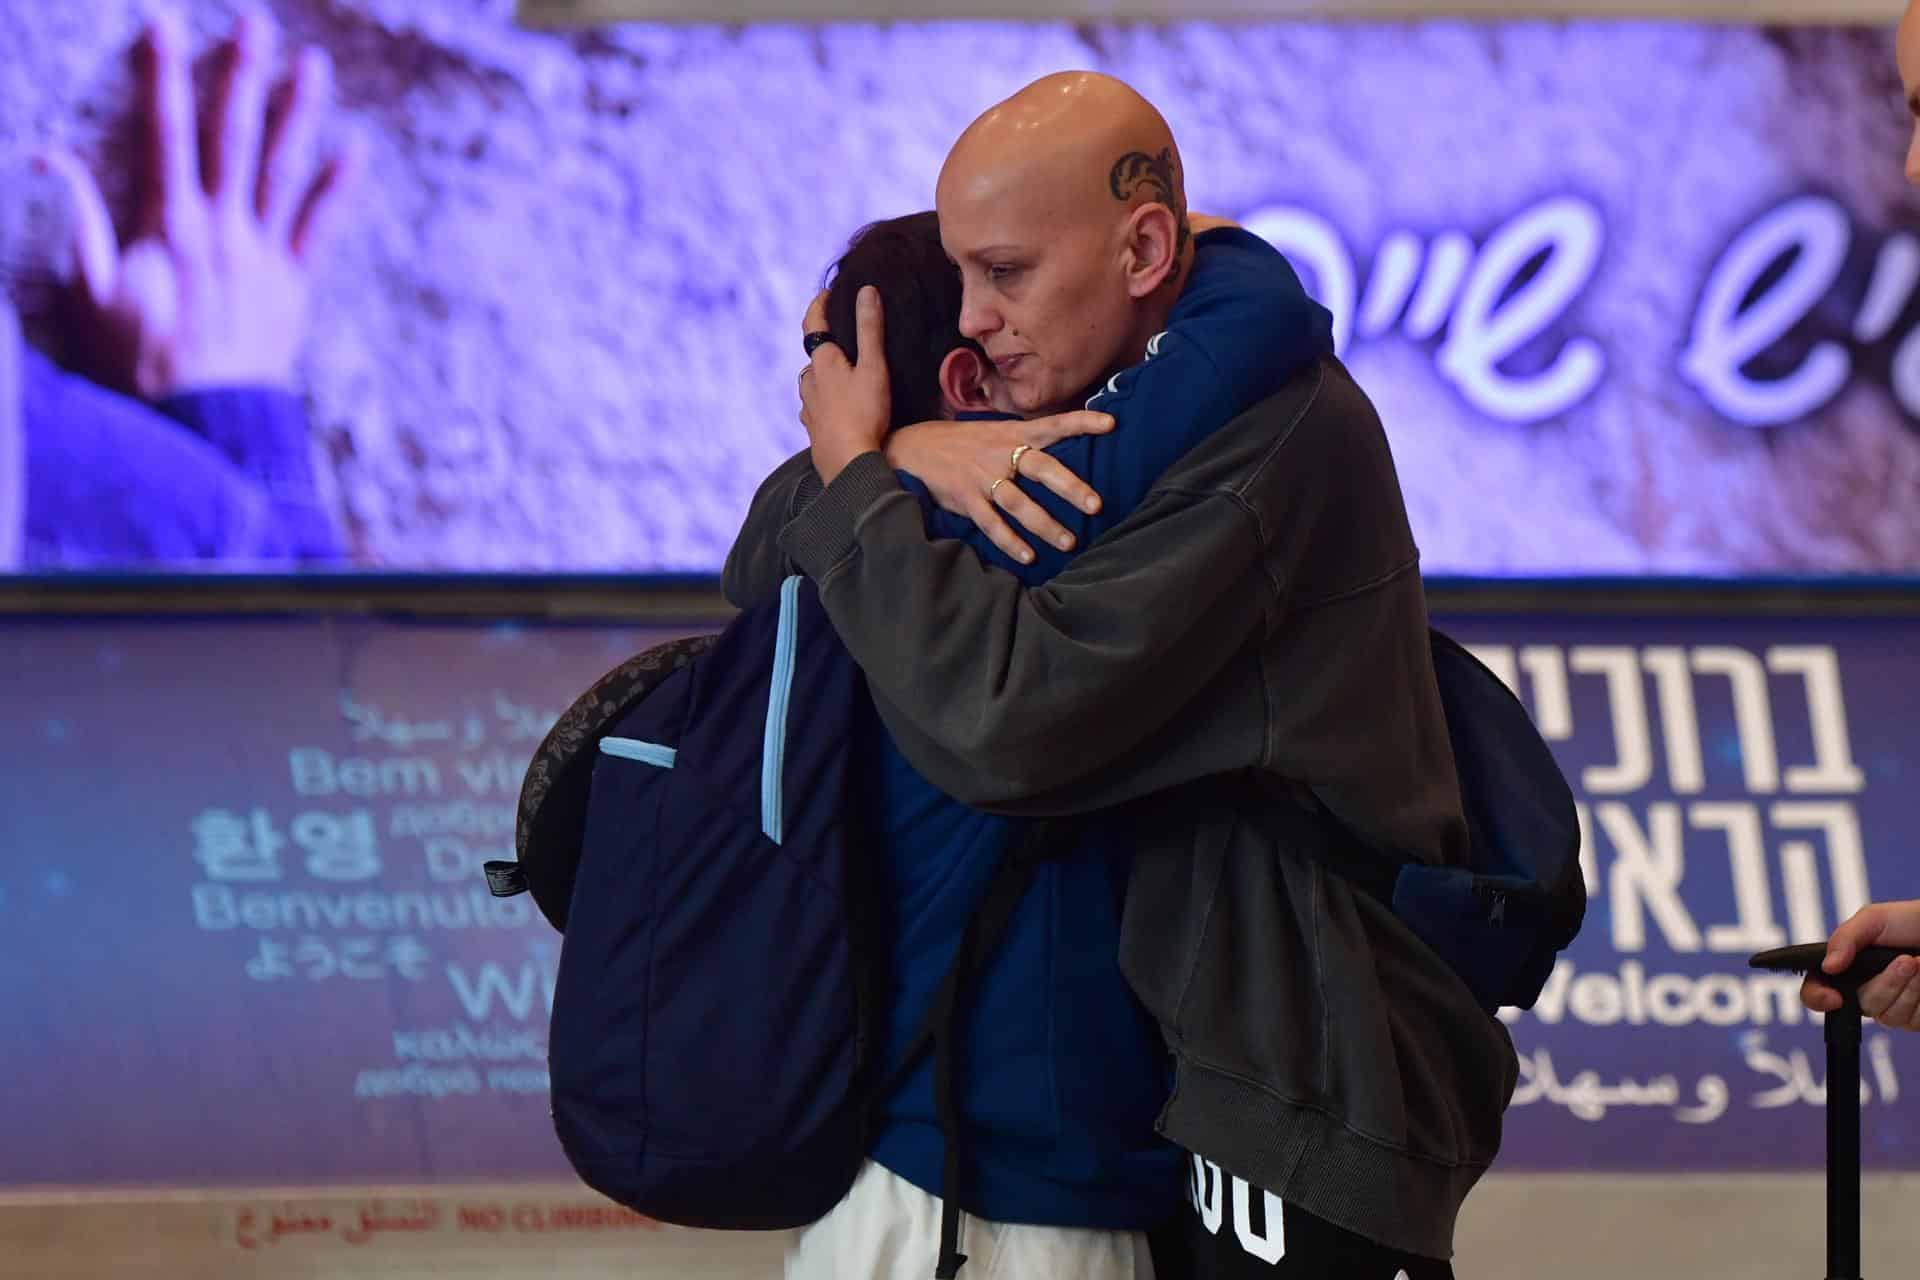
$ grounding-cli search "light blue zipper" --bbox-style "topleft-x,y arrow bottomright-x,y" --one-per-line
761,575 -> 803,844
599,737 -> 677,769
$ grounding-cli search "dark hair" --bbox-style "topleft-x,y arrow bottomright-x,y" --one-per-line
823,211 -> 983,430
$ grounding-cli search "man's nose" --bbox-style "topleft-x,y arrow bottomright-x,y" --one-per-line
958,286 -> 999,342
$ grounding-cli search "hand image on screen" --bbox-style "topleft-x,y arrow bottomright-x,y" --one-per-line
3,8 -> 357,568
34,7 -> 363,400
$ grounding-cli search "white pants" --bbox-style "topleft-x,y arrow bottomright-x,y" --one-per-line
785,1160 -> 1156,1280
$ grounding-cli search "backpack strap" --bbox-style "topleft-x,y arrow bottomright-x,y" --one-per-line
880,817 -> 1073,1280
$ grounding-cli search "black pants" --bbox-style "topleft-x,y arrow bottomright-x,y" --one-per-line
1148,1155 -> 1456,1280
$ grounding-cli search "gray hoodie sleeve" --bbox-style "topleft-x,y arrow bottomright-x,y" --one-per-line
721,447 -> 822,609
768,361 -> 1454,856
776,441 -> 1275,814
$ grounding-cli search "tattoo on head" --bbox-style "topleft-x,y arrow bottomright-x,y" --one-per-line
1108,147 -> 1191,258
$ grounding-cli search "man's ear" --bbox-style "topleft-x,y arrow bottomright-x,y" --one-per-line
1123,203 -> 1182,299
938,347 -> 997,414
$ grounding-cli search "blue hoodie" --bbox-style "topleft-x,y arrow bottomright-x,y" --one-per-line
867,228 -> 1336,1227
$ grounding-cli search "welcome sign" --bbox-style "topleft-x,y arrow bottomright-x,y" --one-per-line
1445,614 -> 1918,1166
0,600 -> 1913,1187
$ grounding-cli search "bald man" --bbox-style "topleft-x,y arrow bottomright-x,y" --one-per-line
739,73 -> 1505,1279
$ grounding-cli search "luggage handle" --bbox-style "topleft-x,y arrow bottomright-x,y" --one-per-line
1748,942 -> 1920,1280
1749,943 -> 1913,1010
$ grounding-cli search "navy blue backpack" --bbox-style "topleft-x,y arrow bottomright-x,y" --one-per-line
489,576 -> 1061,1276
1406,630 -> 1586,1011
1290,629 -> 1586,1013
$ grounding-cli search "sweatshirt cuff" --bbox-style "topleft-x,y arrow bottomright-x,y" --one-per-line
155,386 -> 343,561
779,450 -> 899,581
790,465 -> 825,518
154,386 -> 311,497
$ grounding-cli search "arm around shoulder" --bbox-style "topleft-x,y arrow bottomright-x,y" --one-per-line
721,447 -> 823,608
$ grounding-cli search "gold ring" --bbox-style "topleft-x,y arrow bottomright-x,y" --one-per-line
1009,444 -> 1032,476
989,477 -> 1008,503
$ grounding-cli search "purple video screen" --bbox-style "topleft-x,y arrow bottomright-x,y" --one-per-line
1,8 -> 1917,575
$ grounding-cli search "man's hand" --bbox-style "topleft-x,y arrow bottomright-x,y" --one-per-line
886,413 -> 1112,566
797,287 -> 1114,561
798,286 -> 892,485
1801,900 -> 1920,1031
35,8 -> 362,399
